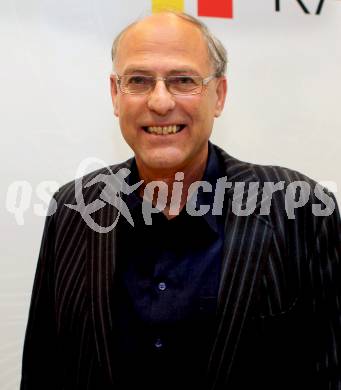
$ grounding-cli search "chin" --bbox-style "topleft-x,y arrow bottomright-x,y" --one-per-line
142,150 -> 186,173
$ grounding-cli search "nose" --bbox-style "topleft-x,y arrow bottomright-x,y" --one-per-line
147,79 -> 176,115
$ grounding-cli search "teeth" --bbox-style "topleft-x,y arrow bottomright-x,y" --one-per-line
146,125 -> 182,135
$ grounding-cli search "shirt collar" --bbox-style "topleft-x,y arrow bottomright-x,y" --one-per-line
124,141 -> 223,234
196,141 -> 222,234
124,159 -> 142,211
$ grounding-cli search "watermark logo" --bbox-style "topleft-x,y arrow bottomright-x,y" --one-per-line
63,161 -> 336,232
4,157 -> 337,232
6,180 -> 60,225
65,158 -> 143,233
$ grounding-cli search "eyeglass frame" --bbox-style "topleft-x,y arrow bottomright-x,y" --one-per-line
114,73 -> 218,96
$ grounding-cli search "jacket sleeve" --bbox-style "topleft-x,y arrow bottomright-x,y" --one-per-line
20,197 -> 59,389
311,193 -> 341,389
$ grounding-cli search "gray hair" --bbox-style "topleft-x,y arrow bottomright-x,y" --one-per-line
111,11 -> 227,76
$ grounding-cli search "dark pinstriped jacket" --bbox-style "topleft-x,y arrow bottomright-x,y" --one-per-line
21,144 -> 341,390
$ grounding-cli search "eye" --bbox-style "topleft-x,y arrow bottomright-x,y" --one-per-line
172,76 -> 197,85
127,75 -> 149,85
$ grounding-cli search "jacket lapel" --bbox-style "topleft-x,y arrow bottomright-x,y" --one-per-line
87,197 -> 117,385
207,147 -> 273,389
86,160 -> 132,386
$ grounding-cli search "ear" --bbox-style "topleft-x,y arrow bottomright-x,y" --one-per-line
110,74 -> 119,117
214,76 -> 227,117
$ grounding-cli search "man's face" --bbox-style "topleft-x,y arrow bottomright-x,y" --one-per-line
111,14 -> 227,175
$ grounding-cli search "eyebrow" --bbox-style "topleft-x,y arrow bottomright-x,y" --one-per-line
122,67 -> 200,76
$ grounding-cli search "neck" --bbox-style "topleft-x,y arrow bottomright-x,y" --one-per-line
136,148 -> 209,219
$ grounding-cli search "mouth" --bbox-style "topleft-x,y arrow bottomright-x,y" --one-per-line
141,124 -> 186,135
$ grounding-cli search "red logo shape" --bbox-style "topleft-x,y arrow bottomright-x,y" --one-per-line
198,0 -> 233,18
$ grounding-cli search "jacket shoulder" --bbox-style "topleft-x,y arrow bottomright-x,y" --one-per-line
213,143 -> 317,186
213,143 -> 338,231
47,158 -> 134,222
55,158 -> 133,203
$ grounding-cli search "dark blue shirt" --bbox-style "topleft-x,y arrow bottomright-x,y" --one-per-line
113,143 -> 225,390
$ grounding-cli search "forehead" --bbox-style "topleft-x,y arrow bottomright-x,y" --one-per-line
115,14 -> 212,74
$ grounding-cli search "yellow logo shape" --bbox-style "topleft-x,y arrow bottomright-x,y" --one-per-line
152,0 -> 184,13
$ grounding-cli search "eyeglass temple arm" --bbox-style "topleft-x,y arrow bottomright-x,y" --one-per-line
203,74 -> 218,85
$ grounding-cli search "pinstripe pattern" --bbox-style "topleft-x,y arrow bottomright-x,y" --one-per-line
21,144 -> 340,389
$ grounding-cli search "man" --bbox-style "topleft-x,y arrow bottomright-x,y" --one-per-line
21,12 -> 340,390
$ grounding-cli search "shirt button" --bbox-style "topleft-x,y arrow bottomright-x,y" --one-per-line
154,338 -> 163,349
158,282 -> 167,291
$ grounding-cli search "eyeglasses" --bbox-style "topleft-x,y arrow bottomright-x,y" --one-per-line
115,74 -> 217,95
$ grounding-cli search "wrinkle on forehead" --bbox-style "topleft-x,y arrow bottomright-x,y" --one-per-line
114,13 -> 212,72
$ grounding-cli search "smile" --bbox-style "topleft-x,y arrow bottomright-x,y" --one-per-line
142,124 -> 186,135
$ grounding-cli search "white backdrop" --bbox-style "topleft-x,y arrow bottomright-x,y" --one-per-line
1,0 -> 340,388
